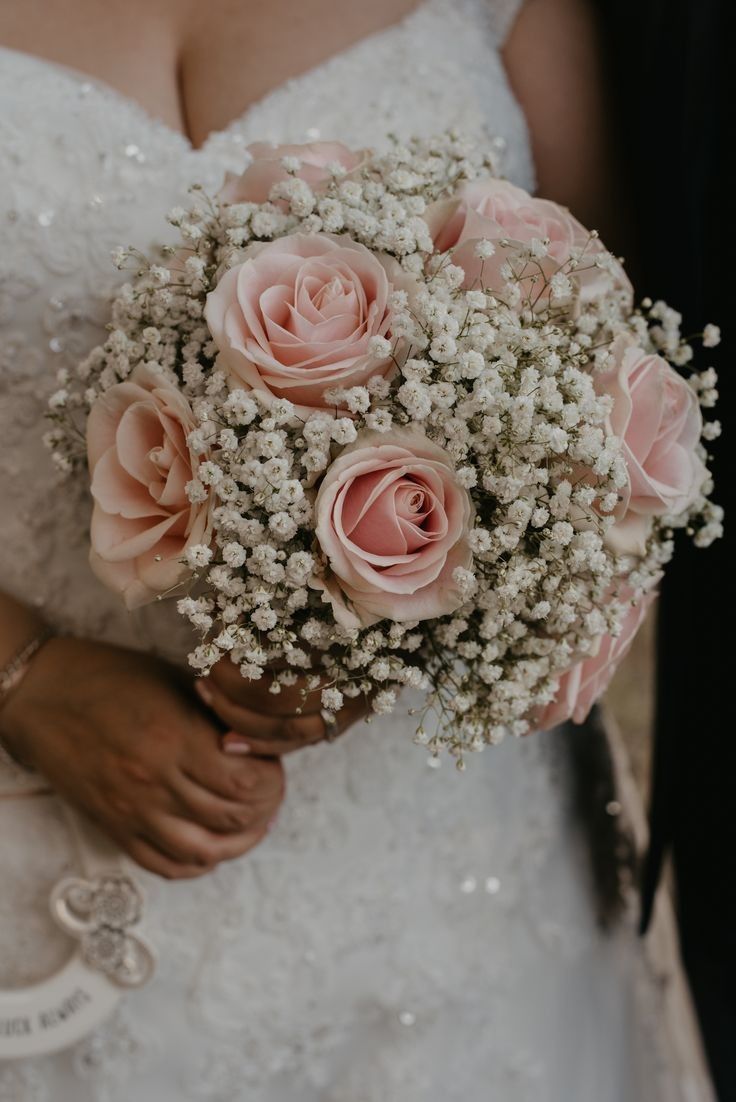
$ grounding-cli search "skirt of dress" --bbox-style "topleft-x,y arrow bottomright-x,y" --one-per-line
0,697 -> 714,1102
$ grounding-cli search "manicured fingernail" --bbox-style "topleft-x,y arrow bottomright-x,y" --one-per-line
195,679 -> 213,706
223,740 -> 252,755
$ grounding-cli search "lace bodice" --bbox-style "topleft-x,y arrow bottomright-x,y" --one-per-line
0,3 -> 713,1100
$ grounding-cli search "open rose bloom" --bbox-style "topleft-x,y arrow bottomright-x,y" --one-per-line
205,233 -> 409,415
51,134 -> 721,763
86,365 -> 211,609
313,431 -> 473,629
532,589 -> 658,732
595,335 -> 708,555
425,178 -> 632,304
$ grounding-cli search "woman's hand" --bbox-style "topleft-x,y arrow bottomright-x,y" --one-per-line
0,637 -> 285,879
195,659 -> 369,756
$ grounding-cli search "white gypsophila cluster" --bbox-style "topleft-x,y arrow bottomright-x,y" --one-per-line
46,134 -> 722,766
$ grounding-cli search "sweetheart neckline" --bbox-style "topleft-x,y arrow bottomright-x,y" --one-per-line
0,0 -> 438,156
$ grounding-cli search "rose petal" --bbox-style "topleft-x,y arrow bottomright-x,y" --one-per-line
91,447 -> 167,519
86,364 -> 211,606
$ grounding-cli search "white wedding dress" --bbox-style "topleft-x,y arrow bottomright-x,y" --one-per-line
0,1 -> 715,1098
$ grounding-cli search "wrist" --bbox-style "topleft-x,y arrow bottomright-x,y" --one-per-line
0,593 -> 47,664
0,627 -> 57,768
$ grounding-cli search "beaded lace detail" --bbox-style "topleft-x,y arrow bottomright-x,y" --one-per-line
0,2 -> 712,1098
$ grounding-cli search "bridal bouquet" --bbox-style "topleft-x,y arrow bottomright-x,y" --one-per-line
45,134 -> 722,763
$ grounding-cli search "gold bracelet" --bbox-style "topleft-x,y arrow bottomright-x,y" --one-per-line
0,626 -> 56,769
0,626 -> 56,710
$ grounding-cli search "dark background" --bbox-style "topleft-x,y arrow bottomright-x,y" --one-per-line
599,1 -> 734,1096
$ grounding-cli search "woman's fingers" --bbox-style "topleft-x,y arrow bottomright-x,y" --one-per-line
138,812 -> 268,870
123,835 -> 214,881
168,769 -> 271,834
180,739 -> 286,804
218,694 -> 370,756
336,694 -> 372,734
195,682 -> 326,753
206,660 -> 326,716
121,758 -> 284,877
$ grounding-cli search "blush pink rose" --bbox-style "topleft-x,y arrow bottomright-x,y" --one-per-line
87,364 -> 211,609
205,233 -> 407,415
533,589 -> 657,730
597,335 -> 707,555
218,141 -> 366,205
425,178 -> 630,301
313,429 -> 474,629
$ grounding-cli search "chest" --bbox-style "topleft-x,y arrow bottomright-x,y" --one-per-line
0,0 -> 420,148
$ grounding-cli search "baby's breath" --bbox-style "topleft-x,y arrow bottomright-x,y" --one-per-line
47,134 -> 721,765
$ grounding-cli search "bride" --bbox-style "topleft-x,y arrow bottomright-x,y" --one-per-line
0,0 -> 715,1098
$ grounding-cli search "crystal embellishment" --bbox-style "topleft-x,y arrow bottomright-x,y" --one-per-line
50,874 -> 155,988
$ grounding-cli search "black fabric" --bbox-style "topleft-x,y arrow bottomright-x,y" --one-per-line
598,0 -> 735,1095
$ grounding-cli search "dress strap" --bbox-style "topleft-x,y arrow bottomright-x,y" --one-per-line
486,0 -> 527,44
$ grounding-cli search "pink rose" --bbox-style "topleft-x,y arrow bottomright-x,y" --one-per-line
597,335 -> 707,555
205,233 -> 406,415
87,365 -> 211,609
218,141 -> 366,205
313,429 -> 474,629
425,178 -> 630,300
533,589 -> 657,730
